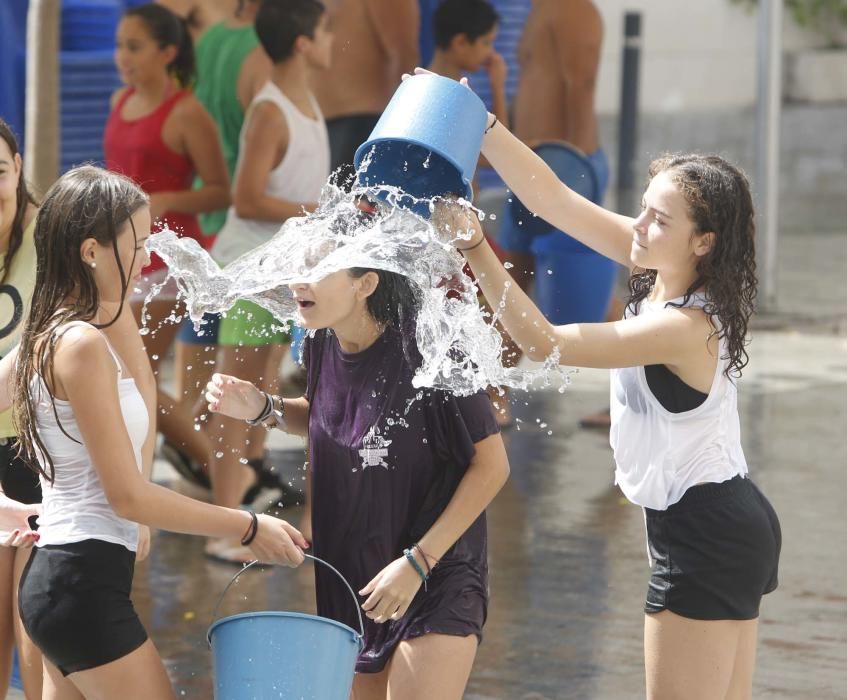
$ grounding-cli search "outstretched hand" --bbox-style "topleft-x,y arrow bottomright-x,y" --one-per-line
205,373 -> 266,421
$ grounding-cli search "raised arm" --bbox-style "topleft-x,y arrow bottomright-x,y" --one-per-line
55,328 -> 307,566
480,119 -> 633,266
439,205 -> 712,371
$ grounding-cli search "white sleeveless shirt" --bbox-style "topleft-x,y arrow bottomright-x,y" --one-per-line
609,295 -> 748,511
213,81 -> 330,266
32,322 -> 148,551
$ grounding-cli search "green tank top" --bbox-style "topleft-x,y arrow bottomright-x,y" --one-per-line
193,22 -> 260,236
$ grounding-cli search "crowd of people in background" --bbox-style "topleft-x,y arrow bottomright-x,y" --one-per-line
0,1 -> 781,699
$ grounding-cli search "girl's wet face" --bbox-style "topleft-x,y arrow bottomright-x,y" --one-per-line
630,171 -> 709,272
87,207 -> 151,304
288,269 -> 373,330
115,16 -> 176,87
0,139 -> 22,238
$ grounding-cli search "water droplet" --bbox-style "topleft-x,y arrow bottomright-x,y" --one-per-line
503,262 -> 514,269
215,451 -> 224,458
151,354 -> 159,361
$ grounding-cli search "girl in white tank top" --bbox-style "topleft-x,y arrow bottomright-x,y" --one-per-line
447,116 -> 781,700
213,80 -> 330,266
1,166 -> 306,697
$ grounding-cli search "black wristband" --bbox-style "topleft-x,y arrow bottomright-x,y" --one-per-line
246,392 -> 272,426
457,235 -> 486,252
240,511 -> 259,546
484,114 -> 498,134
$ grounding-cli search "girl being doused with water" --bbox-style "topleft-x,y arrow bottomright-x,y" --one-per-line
205,241 -> 510,699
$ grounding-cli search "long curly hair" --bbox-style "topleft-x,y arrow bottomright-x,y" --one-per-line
13,166 -> 148,483
627,154 -> 757,377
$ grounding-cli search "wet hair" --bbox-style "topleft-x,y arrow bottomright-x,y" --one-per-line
627,154 -> 757,378
349,267 -> 421,332
13,166 -> 148,483
0,119 -> 37,286
434,0 -> 499,50
255,0 -> 325,64
125,3 -> 196,87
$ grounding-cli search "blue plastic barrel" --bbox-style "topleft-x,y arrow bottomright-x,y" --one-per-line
353,73 -> 487,215
208,556 -> 363,700
498,141 -> 618,325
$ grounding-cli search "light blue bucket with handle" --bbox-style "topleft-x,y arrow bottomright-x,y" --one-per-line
207,554 -> 364,700
353,73 -> 488,216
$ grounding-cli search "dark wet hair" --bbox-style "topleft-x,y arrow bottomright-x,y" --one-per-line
349,267 -> 421,332
628,153 -> 757,378
255,0 -> 325,64
0,119 -> 37,286
125,3 -> 196,87
13,166 -> 148,483
434,0 -> 499,50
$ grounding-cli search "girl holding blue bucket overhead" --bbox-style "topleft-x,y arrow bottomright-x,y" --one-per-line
205,260 -> 511,697
432,78 -> 782,699
1,166 -> 306,699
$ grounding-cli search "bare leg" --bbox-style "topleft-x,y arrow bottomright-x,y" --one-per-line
644,610 -> 758,700
351,667 -> 389,700
387,633 -> 478,700
66,639 -> 176,700
13,547 -> 42,699
42,659 -> 84,700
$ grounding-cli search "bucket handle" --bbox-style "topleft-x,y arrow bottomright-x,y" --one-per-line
207,554 -> 365,647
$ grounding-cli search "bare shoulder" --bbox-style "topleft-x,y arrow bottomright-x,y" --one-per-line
171,93 -> 206,119
110,86 -> 130,110
53,325 -> 117,379
555,0 -> 602,39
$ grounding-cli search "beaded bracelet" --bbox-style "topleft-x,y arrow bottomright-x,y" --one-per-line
403,548 -> 428,592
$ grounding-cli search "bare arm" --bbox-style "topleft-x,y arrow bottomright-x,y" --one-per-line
418,433 -> 508,561
55,328 -> 307,564
232,102 -> 317,222
204,373 -> 310,437
236,46 -> 271,112
442,208 -> 711,370
480,119 -> 633,266
156,97 -> 230,216
0,347 -> 18,413
360,431 -> 509,622
367,0 -> 420,79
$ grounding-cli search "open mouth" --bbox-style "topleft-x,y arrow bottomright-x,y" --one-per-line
296,299 -> 315,309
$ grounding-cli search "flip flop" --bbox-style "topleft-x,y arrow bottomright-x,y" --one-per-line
161,440 -> 212,489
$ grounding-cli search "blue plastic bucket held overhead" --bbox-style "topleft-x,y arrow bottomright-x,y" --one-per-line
353,73 -> 488,216
207,555 -> 364,700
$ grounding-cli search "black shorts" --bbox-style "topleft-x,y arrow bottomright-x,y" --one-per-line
644,475 -> 781,620
0,437 -> 42,504
19,539 -> 147,675
326,113 -> 380,190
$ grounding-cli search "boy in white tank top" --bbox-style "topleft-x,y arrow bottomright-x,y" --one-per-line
207,0 -> 334,563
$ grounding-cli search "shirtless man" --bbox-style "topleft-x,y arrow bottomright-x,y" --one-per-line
505,0 -> 619,430
501,0 -> 607,288
312,0 -> 419,188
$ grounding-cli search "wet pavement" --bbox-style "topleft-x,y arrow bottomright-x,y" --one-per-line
123,322 -> 847,699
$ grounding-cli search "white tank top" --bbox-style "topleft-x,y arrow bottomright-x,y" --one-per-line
32,321 -> 148,551
213,81 -> 330,265
609,295 -> 748,511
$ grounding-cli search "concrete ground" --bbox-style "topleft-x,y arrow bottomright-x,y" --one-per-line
7,229 -> 845,699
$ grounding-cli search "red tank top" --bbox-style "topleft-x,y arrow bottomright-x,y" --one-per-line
104,88 -> 212,274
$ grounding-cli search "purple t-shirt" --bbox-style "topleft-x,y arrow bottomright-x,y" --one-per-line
304,327 -> 499,672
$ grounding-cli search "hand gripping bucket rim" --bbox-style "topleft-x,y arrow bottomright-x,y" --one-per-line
207,554 -> 364,700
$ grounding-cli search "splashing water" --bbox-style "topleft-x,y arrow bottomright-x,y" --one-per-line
147,173 -> 571,396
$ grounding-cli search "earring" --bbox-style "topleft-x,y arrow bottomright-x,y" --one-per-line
89,261 -> 97,269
